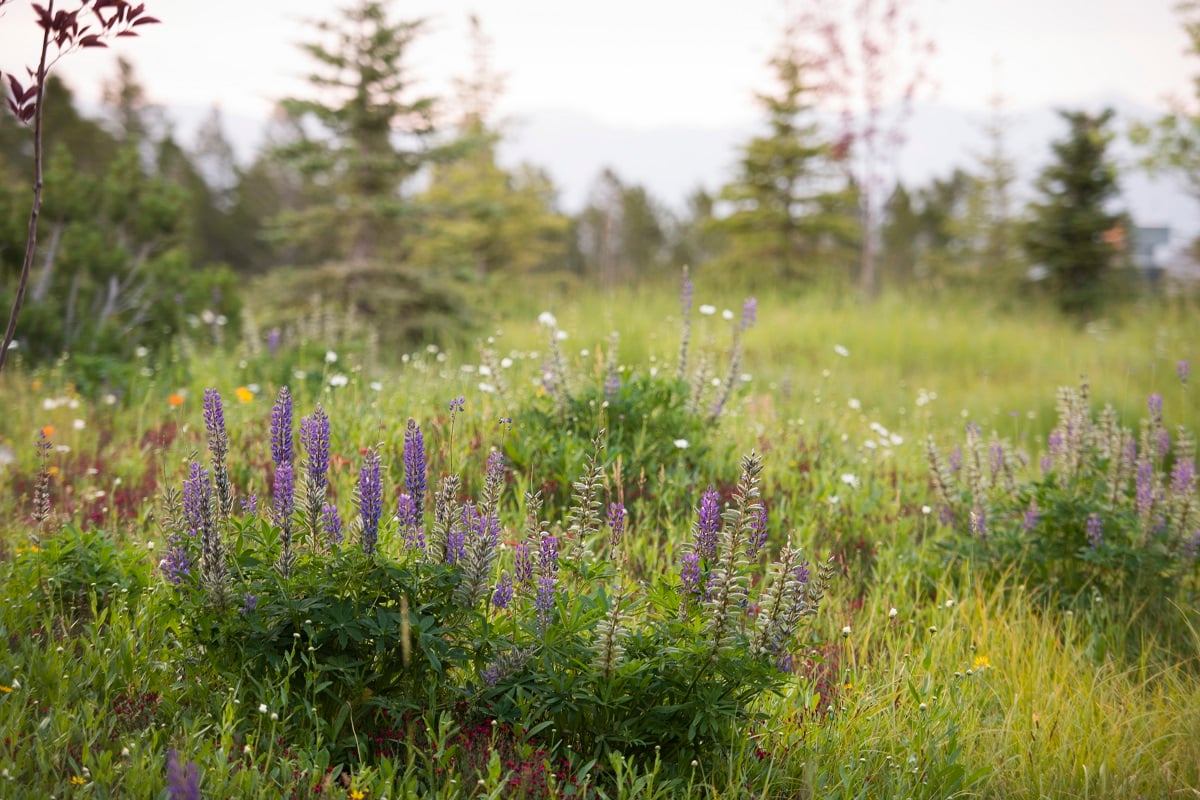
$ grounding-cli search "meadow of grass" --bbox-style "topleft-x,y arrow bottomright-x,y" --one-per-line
0,278 -> 1197,799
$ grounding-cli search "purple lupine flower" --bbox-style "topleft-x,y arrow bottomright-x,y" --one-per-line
202,389 -> 227,454
357,448 -> 383,556
938,504 -> 955,526
240,494 -> 258,515
695,485 -> 721,560
680,551 -> 702,596
795,561 -> 810,584
448,396 -> 466,416
1147,393 -> 1163,420
322,503 -> 343,545
203,388 -> 232,518
159,542 -> 190,585
949,445 -> 963,473
300,406 -> 331,491
270,387 -> 293,468
240,592 -> 257,615
266,328 -> 281,358
183,462 -> 211,537
535,574 -> 556,629
747,506 -> 768,558
989,442 -> 1005,478
539,534 -> 559,576
514,543 -> 534,586
1158,428 -> 1171,459
741,297 -> 757,332
969,508 -> 987,538
1136,460 -> 1155,518
165,750 -> 200,800
492,571 -> 514,610
1040,455 -> 1053,475
396,492 -> 423,549
604,369 -> 620,402
1086,513 -> 1103,549
680,270 -> 694,316
403,419 -> 426,521
273,462 -> 295,527
607,502 -> 626,544
1171,458 -> 1196,496
775,652 -> 796,673
1047,430 -> 1064,458
1179,360 -> 1191,386
446,523 -> 467,566
1023,501 -> 1041,531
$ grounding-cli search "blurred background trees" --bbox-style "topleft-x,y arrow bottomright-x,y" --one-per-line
1,0 -> 1195,379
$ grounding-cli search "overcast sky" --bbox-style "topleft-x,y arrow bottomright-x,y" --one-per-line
0,0 -> 1193,129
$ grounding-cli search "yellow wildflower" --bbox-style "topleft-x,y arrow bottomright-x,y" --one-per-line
973,655 -> 990,671
70,776 -> 87,786
349,790 -> 366,800
0,685 -> 12,693
235,386 -> 254,403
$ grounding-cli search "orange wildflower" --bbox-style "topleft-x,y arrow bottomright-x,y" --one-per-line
168,394 -> 185,407
40,425 -> 54,437
235,386 -> 254,403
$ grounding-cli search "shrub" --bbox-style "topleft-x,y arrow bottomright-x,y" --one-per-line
928,382 -> 1199,625
162,386 -> 833,771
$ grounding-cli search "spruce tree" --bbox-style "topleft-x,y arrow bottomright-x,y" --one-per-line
272,1 -> 447,264
712,27 -> 857,285
1023,109 -> 1124,315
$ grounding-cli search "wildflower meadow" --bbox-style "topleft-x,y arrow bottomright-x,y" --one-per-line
0,275 -> 1198,799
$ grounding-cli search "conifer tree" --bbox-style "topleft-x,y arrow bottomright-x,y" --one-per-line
712,24 -> 857,285
1023,109 -> 1125,315
272,1 -> 447,265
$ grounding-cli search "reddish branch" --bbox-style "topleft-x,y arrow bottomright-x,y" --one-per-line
0,0 -> 158,371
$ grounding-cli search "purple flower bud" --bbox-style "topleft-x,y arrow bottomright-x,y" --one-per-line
680,271 -> 694,316
1023,503 -> 1041,531
795,561 -> 810,584
680,551 -> 702,596
949,446 -> 963,473
403,419 -> 426,521
357,448 -> 383,556
747,506 -> 768,558
266,328 -> 281,357
741,297 -> 757,332
539,534 -> 559,576
273,462 -> 295,528
514,543 -> 534,586
1171,458 -> 1196,496
240,494 -> 258,515
1086,513 -> 1103,549
607,502 -> 626,542
1179,360 -> 1190,386
492,572 -> 513,610
240,592 -> 257,615
989,442 -> 1005,477
202,389 -> 227,457
446,524 -> 466,566
166,750 -> 200,800
448,396 -> 466,416
300,407 -> 331,492
1136,460 -> 1155,518
323,503 -> 343,545
1147,393 -> 1163,420
695,486 -> 721,560
270,387 -> 293,468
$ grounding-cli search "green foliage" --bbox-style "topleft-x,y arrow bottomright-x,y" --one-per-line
929,382 -> 1199,650
5,525 -> 149,624
271,2 -> 450,264
710,29 -> 858,285
1023,109 -> 1126,316
162,390 -> 831,773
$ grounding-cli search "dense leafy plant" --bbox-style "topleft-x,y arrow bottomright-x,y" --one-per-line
161,386 -> 833,770
928,382 -> 1199,611
504,272 -> 757,510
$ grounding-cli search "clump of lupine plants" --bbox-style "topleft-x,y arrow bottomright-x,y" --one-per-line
928,382 -> 1199,618
502,269 -> 757,510
161,386 -> 833,776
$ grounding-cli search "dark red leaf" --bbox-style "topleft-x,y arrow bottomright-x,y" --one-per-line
21,84 -> 39,103
131,16 -> 159,25
20,105 -> 36,122
115,30 -> 138,36
6,75 -> 22,101
6,100 -> 17,117
79,35 -> 107,47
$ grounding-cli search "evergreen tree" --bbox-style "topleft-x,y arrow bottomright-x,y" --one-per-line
572,168 -> 671,284
272,1 -> 447,264
1023,109 -> 1125,315
411,15 -> 569,276
712,25 -> 857,285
